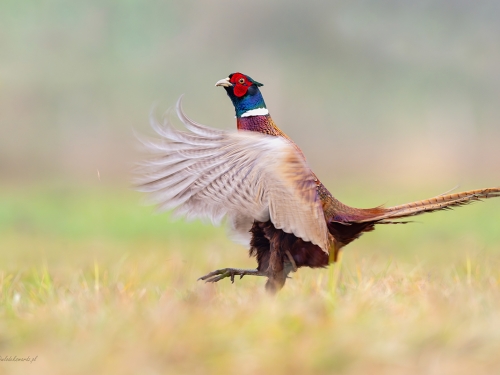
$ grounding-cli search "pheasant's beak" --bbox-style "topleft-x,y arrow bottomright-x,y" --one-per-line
215,77 -> 232,87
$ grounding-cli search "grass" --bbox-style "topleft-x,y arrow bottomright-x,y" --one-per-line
1,184 -> 500,374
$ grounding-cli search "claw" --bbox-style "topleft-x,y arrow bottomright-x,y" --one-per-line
198,268 -> 265,284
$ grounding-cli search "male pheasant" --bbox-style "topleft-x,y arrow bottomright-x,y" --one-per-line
138,72 -> 500,293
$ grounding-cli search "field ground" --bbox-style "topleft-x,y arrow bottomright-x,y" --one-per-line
1,183 -> 500,374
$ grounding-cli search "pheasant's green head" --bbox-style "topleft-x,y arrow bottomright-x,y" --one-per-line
215,72 -> 268,118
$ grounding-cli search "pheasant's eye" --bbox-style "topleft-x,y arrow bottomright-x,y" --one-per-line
238,78 -> 245,84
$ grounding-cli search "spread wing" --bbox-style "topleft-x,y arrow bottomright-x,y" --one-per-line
135,97 -> 329,253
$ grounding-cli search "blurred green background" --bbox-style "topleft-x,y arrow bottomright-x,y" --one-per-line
1,1 -> 500,374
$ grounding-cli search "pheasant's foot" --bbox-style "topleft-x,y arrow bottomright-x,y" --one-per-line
198,268 -> 266,284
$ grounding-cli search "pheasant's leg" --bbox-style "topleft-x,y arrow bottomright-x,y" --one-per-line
285,249 -> 297,272
265,269 -> 286,293
198,268 -> 266,283
265,242 -> 286,293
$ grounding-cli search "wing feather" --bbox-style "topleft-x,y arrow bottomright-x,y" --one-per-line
136,97 -> 330,253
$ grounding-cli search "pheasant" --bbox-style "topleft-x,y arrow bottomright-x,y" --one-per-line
137,72 -> 500,293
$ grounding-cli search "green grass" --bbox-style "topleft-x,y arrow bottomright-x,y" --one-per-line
1,184 -> 500,374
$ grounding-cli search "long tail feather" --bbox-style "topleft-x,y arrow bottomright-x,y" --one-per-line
354,187 -> 500,223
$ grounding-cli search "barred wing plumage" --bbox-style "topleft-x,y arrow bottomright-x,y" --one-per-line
136,97 -> 330,253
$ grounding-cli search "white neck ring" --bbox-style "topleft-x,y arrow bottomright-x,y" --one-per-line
240,108 -> 269,117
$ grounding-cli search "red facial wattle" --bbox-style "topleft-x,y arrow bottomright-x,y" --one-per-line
230,73 -> 251,97
233,85 -> 248,97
